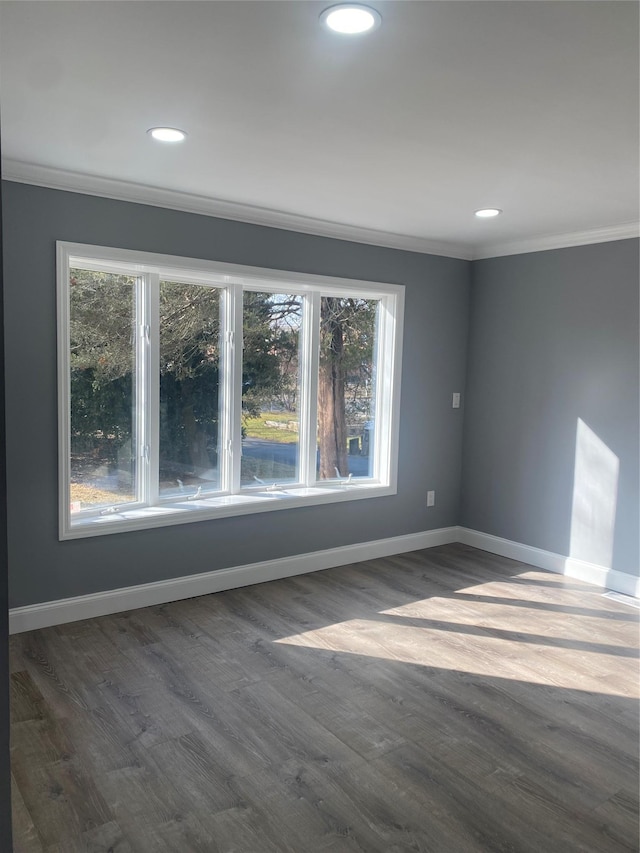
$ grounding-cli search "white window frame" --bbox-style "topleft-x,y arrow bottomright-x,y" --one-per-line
57,242 -> 404,539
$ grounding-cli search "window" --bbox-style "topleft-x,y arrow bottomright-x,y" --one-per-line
58,243 -> 404,538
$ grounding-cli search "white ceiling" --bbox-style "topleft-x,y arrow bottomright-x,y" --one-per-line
1,0 -> 638,259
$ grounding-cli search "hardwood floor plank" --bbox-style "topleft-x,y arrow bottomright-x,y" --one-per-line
14,630 -> 99,719
279,750 -> 490,853
141,732 -> 242,815
10,543 -> 639,852
94,763 -> 199,853
11,775 -> 45,853
10,671 -> 46,724
11,755 -> 114,849
81,820 -> 133,853
592,789 -> 640,851
372,742 -> 618,853
230,676 -> 368,768
265,666 -> 407,761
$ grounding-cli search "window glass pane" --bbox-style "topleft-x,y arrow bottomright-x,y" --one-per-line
241,291 -> 302,487
159,281 -> 221,497
317,296 -> 378,480
69,268 -> 137,511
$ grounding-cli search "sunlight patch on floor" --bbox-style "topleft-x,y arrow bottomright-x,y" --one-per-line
274,615 -> 638,697
275,573 -> 639,698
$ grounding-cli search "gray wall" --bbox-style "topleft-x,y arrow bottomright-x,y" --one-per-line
0,153 -> 13,851
461,240 -> 639,576
4,181 -> 637,607
2,181 -> 469,607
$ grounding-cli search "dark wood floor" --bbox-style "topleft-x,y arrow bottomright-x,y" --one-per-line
9,543 -> 640,852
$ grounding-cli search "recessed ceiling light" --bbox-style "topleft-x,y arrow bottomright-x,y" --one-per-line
147,127 -> 187,143
475,208 -> 502,218
320,4 -> 381,34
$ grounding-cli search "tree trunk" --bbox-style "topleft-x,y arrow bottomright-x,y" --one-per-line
181,402 -> 210,474
180,379 -> 211,475
318,298 -> 348,479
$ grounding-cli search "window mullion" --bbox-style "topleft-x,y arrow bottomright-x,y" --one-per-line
373,295 -> 395,485
371,299 -> 385,483
135,275 -> 147,505
223,285 -> 243,493
145,273 -> 160,506
300,291 -> 321,486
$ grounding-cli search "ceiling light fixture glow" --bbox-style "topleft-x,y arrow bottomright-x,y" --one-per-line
320,4 -> 381,34
475,208 -> 502,218
147,127 -> 187,143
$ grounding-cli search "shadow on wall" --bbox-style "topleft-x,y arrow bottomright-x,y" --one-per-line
570,418 -> 619,570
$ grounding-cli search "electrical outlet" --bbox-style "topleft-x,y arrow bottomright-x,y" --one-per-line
427,490 -> 435,507
452,392 -> 461,409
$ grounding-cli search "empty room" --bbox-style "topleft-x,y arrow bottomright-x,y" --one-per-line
0,1 -> 638,851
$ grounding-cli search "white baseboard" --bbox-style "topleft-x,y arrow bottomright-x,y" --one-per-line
10,525 -> 638,633
458,527 -> 640,598
9,527 -> 459,634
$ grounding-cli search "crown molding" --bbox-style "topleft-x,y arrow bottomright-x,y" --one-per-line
3,159 -> 637,262
1,159 -> 472,261
473,221 -> 640,260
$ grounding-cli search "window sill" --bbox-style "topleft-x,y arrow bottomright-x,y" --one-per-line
62,481 -> 395,540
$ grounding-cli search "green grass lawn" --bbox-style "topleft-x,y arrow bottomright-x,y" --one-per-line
243,412 -> 299,443
243,412 -> 365,456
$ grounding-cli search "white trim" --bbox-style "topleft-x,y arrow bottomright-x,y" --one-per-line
378,291 -> 404,491
458,528 -> 640,599
2,160 -> 470,261
59,242 -> 407,299
603,591 -> 640,610
227,284 -> 243,492
64,483 -> 396,539
8,527 -> 459,634
56,243 -> 72,535
9,525 -> 639,633
301,290 -> 320,486
146,274 -> 160,507
474,221 -> 640,260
